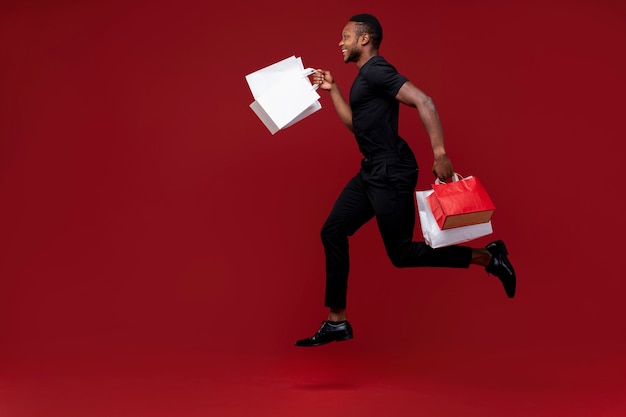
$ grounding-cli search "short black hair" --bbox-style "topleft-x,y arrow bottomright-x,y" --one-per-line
349,13 -> 383,49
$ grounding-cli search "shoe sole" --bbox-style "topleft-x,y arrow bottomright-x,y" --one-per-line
295,334 -> 353,347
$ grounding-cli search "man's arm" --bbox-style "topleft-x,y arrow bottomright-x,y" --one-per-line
314,70 -> 353,132
395,81 -> 454,181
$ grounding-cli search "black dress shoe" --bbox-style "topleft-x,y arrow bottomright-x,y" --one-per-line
485,240 -> 516,298
295,320 -> 353,347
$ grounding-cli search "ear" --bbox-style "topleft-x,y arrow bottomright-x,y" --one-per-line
360,33 -> 370,46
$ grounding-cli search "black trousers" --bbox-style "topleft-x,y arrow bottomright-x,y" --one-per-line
321,150 -> 472,309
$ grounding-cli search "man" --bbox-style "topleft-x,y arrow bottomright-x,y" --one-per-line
294,14 -> 516,347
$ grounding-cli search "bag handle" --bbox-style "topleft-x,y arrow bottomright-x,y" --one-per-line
302,67 -> 320,90
434,172 -> 463,184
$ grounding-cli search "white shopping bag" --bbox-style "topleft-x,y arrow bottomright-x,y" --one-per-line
416,189 -> 493,248
245,56 -> 321,135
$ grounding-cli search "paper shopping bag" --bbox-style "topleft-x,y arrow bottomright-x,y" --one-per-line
245,56 -> 321,135
426,174 -> 496,230
416,189 -> 493,248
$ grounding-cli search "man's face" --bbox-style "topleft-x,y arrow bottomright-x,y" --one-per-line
339,22 -> 361,64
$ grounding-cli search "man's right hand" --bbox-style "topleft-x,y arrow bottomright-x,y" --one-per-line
432,154 -> 454,182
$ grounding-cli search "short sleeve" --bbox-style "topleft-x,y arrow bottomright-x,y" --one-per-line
362,59 -> 408,98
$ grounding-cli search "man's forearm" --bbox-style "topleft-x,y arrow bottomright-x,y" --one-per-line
329,84 -> 353,132
417,97 -> 446,157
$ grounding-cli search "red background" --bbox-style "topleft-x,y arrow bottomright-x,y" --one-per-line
1,0 -> 625,416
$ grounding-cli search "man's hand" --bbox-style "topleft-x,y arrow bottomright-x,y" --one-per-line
313,69 -> 334,91
432,154 -> 454,182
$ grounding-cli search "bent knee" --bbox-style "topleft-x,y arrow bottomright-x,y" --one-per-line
320,223 -> 339,243
321,221 -> 351,242
387,250 -> 413,268
389,255 -> 409,268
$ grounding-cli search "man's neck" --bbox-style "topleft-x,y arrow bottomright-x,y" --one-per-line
356,50 -> 379,69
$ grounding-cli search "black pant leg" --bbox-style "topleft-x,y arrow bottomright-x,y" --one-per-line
321,174 -> 375,309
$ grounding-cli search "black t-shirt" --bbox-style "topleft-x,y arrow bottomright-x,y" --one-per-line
350,56 -> 409,156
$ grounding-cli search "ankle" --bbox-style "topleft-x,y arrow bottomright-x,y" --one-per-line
328,308 -> 347,322
471,248 -> 492,267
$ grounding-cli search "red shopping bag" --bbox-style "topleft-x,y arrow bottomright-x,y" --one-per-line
426,174 -> 496,230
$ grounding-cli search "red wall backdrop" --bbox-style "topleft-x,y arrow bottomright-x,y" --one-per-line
1,0 -> 625,375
